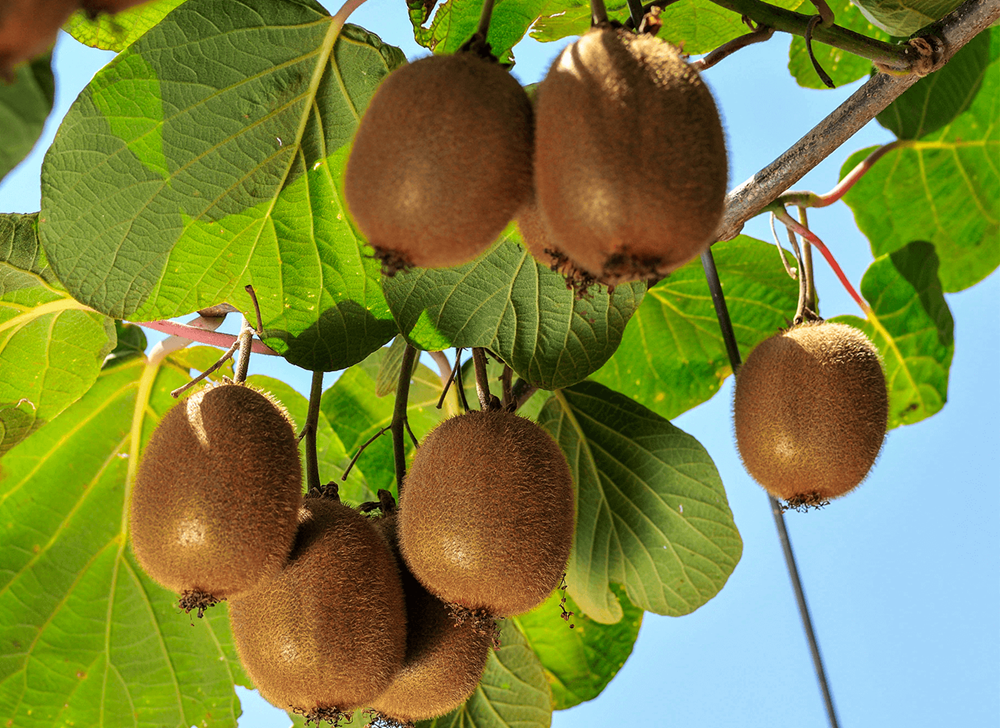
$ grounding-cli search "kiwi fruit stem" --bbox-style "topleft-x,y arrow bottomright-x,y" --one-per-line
304,369 -> 324,493
391,344 -> 419,496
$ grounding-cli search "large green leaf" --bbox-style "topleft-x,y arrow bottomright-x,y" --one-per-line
591,237 -> 799,422
64,0 -> 187,51
851,0 -> 964,36
0,354 -> 249,728
407,0 -> 548,63
539,382 -> 741,624
788,0 -> 890,89
40,0 -> 403,371
383,234 -> 645,390
416,620 -> 552,728
878,28 -> 991,140
0,53 -> 55,182
321,347 -> 457,497
529,0 -> 804,55
0,213 -> 115,456
842,28 -> 999,292
833,240 -> 953,430
514,584 -> 642,709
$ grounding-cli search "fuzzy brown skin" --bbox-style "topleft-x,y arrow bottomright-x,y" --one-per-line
371,515 -> 491,723
129,382 -> 302,603
228,497 -> 407,717
0,0 -> 77,77
733,321 -> 889,505
516,200 -> 606,296
344,52 -> 534,271
398,411 -> 575,618
533,26 -> 727,285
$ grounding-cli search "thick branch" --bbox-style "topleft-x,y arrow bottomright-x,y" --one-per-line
716,0 -> 1000,243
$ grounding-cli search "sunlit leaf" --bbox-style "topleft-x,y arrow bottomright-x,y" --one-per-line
833,240 -> 953,429
0,213 -> 115,456
41,0 -> 404,371
0,53 -> 54,182
64,0 -> 186,51
383,234 -> 644,391
515,585 -> 642,709
590,237 -> 799,422
842,28 -> 999,292
851,0 -> 964,36
540,382 -> 741,624
0,355 -> 249,728
417,620 -> 552,728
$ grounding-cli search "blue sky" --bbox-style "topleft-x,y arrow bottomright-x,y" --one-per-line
1,1 -> 997,726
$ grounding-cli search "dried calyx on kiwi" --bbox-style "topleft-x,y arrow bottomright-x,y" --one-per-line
733,320 -> 889,508
398,410 -> 575,621
368,506 -> 492,725
129,381 -> 302,615
532,23 -> 728,289
344,41 -> 534,274
228,488 -> 407,724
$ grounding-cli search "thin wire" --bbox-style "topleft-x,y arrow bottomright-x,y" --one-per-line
701,247 -> 840,728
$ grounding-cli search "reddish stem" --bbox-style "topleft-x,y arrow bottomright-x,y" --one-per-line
778,141 -> 906,209
136,319 -> 280,355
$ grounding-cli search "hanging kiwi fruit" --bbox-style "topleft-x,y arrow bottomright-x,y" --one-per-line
533,23 -> 728,287
370,511 -> 492,724
344,42 -> 534,273
398,409 -> 575,620
733,321 -> 889,508
129,381 -> 303,614
228,492 -> 408,724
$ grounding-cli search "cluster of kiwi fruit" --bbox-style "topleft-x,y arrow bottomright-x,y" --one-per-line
130,377 -> 575,725
733,320 -> 889,508
345,22 -> 727,291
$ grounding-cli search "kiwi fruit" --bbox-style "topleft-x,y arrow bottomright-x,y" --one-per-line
733,321 -> 889,507
516,199 -> 606,294
344,51 -> 534,273
228,494 -> 407,722
398,410 -> 575,618
533,25 -> 728,285
129,381 -> 302,613
0,0 -> 77,78
369,514 -> 492,724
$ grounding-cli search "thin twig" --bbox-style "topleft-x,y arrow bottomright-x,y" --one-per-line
798,207 -> 818,318
170,339 -> 239,398
233,317 -> 253,384
591,0 -> 609,25
471,348 -> 493,411
342,425 -> 391,481
476,0 -> 496,37
510,378 -> 539,412
304,370 -> 324,493
437,348 -> 463,410
701,248 -> 841,728
691,23 -> 775,71
805,15 -> 835,88
392,344 -> 418,494
244,284 -> 264,334
500,366 -> 514,410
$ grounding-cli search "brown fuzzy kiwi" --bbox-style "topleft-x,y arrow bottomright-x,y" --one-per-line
228,495 -> 407,722
0,0 -> 77,77
516,200 -> 607,296
533,25 -> 727,286
733,321 -> 889,507
344,51 -> 534,273
129,381 -> 302,613
369,514 -> 492,724
398,410 -> 575,618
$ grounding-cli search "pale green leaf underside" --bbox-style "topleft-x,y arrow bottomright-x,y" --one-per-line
834,240 -> 953,430
851,0 -> 964,36
417,620 -> 552,728
41,0 -> 403,371
0,357 -> 247,728
515,585 -> 642,710
540,382 -> 742,624
591,236 -> 799,422
383,234 -> 644,391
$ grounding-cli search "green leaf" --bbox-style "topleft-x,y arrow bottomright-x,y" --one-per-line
540,382 -> 741,624
878,28 -> 991,139
243,372 -> 372,503
321,347 -> 456,497
40,0 -> 404,371
408,0 -> 549,64
529,0 -> 804,55
64,0 -> 186,51
842,28 -> 999,292
788,0 -> 890,89
375,335 -> 417,398
514,585 -> 642,709
591,237 -> 799,422
0,356 -> 248,728
0,53 -> 55,182
851,0 -> 964,36
832,241 -> 953,429
383,234 -> 645,390
416,620 -> 552,728
0,213 -> 116,456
